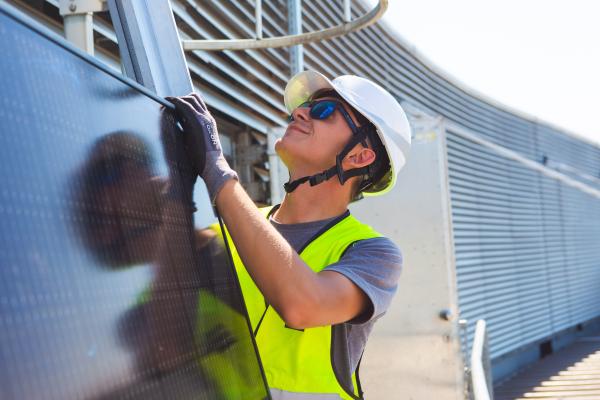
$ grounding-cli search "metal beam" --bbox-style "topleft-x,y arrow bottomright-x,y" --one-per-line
107,0 -> 192,96
105,0 -> 213,220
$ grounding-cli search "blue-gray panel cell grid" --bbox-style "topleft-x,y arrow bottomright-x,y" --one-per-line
0,9 -> 268,400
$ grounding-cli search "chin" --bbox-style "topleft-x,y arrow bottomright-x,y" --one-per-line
276,135 -> 335,171
275,135 -> 301,164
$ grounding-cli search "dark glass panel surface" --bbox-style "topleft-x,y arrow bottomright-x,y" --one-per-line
0,7 -> 268,400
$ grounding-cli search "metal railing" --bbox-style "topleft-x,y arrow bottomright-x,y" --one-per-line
181,0 -> 388,51
469,320 -> 494,400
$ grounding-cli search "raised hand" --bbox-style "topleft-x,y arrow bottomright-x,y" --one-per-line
166,93 -> 238,204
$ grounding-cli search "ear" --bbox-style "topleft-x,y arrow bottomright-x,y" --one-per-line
342,146 -> 376,169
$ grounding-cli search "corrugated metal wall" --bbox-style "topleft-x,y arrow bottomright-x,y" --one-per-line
7,0 -> 600,364
447,130 -> 600,361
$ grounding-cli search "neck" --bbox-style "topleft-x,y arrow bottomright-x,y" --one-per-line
273,175 -> 350,224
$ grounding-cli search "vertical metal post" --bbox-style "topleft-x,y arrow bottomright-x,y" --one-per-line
343,0 -> 351,22
287,0 -> 303,75
63,13 -> 94,54
255,0 -> 263,39
59,0 -> 108,55
267,127 -> 286,205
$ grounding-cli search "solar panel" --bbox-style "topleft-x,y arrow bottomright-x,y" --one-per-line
0,6 -> 269,399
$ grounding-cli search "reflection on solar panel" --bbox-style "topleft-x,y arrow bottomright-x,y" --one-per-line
0,6 -> 269,399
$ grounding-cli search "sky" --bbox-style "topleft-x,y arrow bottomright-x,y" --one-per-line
364,0 -> 600,146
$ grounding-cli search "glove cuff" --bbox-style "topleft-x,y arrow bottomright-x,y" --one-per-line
204,153 -> 239,204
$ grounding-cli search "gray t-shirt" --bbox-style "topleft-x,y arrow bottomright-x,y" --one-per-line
269,211 -> 403,375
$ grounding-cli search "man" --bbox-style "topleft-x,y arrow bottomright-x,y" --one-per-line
167,70 -> 412,399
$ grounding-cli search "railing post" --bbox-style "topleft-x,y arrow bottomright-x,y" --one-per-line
471,320 -> 493,400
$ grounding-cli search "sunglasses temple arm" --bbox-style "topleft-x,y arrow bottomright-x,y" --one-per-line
337,105 -> 368,147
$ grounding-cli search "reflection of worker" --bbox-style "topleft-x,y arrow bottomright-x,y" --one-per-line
167,70 -> 412,399
70,129 -> 263,399
70,131 -> 164,269
70,131 -> 203,376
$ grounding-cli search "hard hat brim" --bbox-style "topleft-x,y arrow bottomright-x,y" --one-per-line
284,70 -> 335,114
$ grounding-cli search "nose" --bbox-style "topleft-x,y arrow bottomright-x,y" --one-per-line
290,105 -> 310,122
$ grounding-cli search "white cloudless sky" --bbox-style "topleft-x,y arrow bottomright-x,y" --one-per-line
364,0 -> 600,146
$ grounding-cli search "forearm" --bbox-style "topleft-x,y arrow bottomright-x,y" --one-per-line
215,179 -> 321,326
165,93 -> 365,327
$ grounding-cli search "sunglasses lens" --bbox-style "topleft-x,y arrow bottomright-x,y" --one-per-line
310,101 -> 336,120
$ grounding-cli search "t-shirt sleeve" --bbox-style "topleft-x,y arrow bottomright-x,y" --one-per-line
323,237 -> 403,324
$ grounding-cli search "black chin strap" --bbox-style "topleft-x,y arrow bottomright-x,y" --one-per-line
284,128 -> 371,194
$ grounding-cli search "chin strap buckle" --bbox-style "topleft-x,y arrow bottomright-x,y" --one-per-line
283,126 -> 374,193
284,176 -> 309,193
309,171 -> 329,186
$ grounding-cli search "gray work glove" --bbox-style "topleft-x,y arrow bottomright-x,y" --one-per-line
166,93 -> 238,204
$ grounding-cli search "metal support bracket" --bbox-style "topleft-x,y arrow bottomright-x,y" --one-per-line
59,0 -> 107,55
59,0 -> 107,14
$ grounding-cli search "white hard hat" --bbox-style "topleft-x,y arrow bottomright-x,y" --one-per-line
284,70 -> 411,196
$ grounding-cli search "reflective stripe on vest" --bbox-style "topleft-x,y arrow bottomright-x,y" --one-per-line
214,206 -> 381,399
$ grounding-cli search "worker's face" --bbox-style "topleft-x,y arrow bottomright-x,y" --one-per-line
276,96 -> 360,173
72,144 -> 164,269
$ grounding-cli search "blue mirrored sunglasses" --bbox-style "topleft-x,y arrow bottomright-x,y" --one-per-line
288,99 -> 361,135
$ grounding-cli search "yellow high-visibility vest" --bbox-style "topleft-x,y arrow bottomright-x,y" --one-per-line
193,289 -> 269,399
216,206 -> 381,399
134,285 -> 267,399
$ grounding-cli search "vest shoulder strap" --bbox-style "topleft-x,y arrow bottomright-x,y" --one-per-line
300,213 -> 381,264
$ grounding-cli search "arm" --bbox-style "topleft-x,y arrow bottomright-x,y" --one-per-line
166,94 -> 368,329
216,179 -> 369,329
